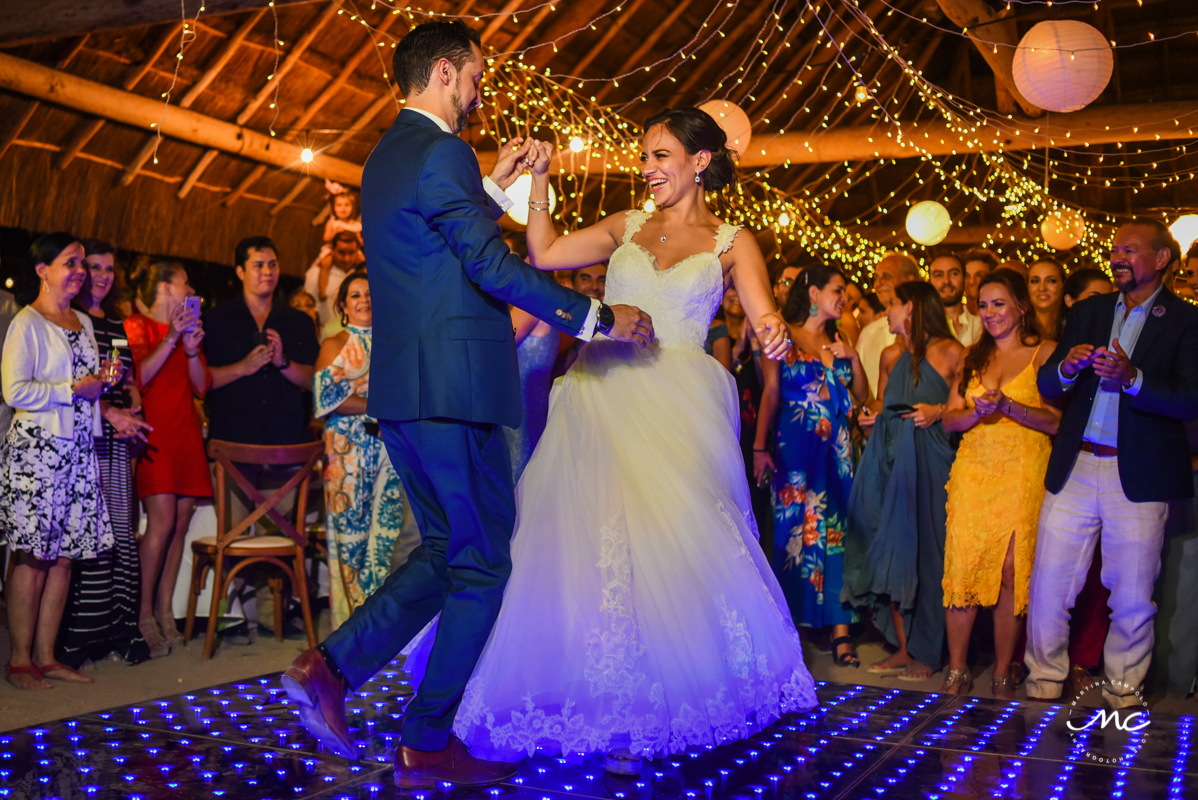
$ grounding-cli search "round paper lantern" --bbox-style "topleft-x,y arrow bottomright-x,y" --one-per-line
1169,214 -> 1198,254
697,100 -> 752,156
1012,21 -> 1113,113
505,172 -> 556,226
905,201 -> 952,246
1041,211 -> 1086,250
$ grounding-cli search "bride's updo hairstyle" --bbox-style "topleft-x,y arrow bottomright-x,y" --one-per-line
642,107 -> 739,211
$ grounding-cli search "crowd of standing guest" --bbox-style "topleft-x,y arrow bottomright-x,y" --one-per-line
0,214 -> 414,689
745,220 -> 1198,706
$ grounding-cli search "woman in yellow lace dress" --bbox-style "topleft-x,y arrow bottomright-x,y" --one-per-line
942,270 -> 1061,698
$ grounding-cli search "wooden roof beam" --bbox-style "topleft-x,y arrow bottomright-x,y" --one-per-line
0,50 -> 363,186
118,9 -> 268,188
219,10 -> 401,206
594,0 -> 700,105
481,0 -> 528,45
935,0 -> 1043,117
673,9 -> 769,98
178,0 -> 343,199
0,36 -> 88,161
569,0 -> 653,80
0,0 -> 313,47
57,22 -> 183,171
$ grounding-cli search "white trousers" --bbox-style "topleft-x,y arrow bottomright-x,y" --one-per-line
1025,452 -> 1168,707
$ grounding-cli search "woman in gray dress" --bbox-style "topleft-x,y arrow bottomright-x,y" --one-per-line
843,281 -> 963,681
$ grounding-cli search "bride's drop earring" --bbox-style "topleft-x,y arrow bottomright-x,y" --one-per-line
695,173 -> 702,184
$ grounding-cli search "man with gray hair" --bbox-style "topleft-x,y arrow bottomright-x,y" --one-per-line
856,251 -> 921,394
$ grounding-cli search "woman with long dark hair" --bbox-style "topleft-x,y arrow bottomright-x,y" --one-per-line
940,270 -> 1061,697
843,280 -> 963,682
1028,257 -> 1067,340
56,240 -> 153,667
754,263 -> 866,667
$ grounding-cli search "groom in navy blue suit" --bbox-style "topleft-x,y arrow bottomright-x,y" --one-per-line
282,20 -> 653,788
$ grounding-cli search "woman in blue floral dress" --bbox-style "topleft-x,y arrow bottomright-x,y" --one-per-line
754,263 -> 866,666
314,271 -> 413,630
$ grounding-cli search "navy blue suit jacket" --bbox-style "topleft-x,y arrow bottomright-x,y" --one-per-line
362,110 -> 593,427
1037,287 -> 1198,502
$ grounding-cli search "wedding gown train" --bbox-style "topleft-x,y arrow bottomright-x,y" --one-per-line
400,210 -> 817,761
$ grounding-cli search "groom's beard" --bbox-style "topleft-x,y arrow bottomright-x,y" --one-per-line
449,87 -> 471,134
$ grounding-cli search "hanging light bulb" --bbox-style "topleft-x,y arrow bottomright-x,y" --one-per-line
569,136 -> 585,153
300,148 -> 314,163
854,84 -> 870,103
778,212 -> 791,227
643,199 -> 656,212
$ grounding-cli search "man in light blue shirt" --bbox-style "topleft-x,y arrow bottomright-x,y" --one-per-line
1029,220 -> 1198,708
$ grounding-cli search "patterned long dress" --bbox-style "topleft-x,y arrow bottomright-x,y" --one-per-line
770,347 -> 858,628
314,325 -> 407,629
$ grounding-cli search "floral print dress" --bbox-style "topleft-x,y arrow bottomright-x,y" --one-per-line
314,325 -> 407,629
0,328 -> 113,561
770,346 -> 857,628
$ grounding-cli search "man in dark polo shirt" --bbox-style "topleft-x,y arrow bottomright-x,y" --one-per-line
203,235 -> 320,639
206,236 -> 319,444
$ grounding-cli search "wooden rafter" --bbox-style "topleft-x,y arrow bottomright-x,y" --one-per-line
0,0 -> 312,46
673,9 -> 766,99
594,0 -> 700,105
0,50 -> 363,184
935,0 -> 1042,117
118,9 -> 268,188
177,0 -> 344,199
57,22 -> 183,171
569,0 -> 653,80
481,0 -> 528,45
219,10 -> 401,206
0,36 -> 88,162
500,2 -> 557,55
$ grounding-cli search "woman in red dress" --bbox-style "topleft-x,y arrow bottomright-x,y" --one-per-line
125,262 -> 212,657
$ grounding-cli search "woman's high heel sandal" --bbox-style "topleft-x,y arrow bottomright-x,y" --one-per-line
942,668 -> 972,695
991,675 -> 1016,700
158,613 -> 186,648
139,617 -> 170,659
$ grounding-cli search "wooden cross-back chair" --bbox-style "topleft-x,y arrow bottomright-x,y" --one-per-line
184,439 -> 323,659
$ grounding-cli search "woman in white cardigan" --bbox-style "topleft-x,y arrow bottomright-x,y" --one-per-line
0,233 -> 147,690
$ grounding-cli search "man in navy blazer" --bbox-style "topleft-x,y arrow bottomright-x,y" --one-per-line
1026,220 -> 1198,708
282,20 -> 653,787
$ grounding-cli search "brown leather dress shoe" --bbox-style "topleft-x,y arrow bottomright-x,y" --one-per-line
394,736 -> 518,788
281,648 -> 359,759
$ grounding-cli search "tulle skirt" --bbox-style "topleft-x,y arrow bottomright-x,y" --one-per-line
403,339 -> 817,761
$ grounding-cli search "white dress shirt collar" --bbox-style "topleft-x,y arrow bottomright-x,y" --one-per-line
406,106 -> 453,134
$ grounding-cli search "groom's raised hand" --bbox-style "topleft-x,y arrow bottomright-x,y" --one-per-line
606,306 -> 655,350
489,137 -> 535,191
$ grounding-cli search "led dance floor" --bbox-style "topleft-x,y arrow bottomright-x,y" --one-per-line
2,662 -> 1194,800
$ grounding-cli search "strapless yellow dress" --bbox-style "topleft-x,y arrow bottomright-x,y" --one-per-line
942,353 -> 1052,614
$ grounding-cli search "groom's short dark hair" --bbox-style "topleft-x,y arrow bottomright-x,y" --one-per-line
392,20 -> 482,97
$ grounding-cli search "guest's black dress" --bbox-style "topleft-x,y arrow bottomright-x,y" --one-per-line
56,313 -> 149,667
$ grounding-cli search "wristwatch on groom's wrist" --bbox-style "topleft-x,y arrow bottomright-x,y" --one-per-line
596,303 -> 615,336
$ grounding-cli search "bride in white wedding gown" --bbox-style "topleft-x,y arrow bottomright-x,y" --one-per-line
402,108 -> 817,762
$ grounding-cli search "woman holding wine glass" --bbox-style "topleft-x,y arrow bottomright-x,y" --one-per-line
0,234 -> 145,689
56,240 -> 155,668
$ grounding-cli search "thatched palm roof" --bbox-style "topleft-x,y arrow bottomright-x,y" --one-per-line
1,0 -> 1196,275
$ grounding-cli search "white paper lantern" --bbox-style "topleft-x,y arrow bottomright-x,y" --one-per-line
1012,21 -> 1113,113
1041,211 -> 1086,250
905,201 -> 952,246
505,172 -> 556,226
697,100 -> 752,156
1170,214 -> 1198,254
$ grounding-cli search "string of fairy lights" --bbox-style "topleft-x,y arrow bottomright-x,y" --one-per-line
157,0 -> 1198,279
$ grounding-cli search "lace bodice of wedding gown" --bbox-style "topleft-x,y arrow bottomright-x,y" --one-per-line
603,210 -> 741,351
